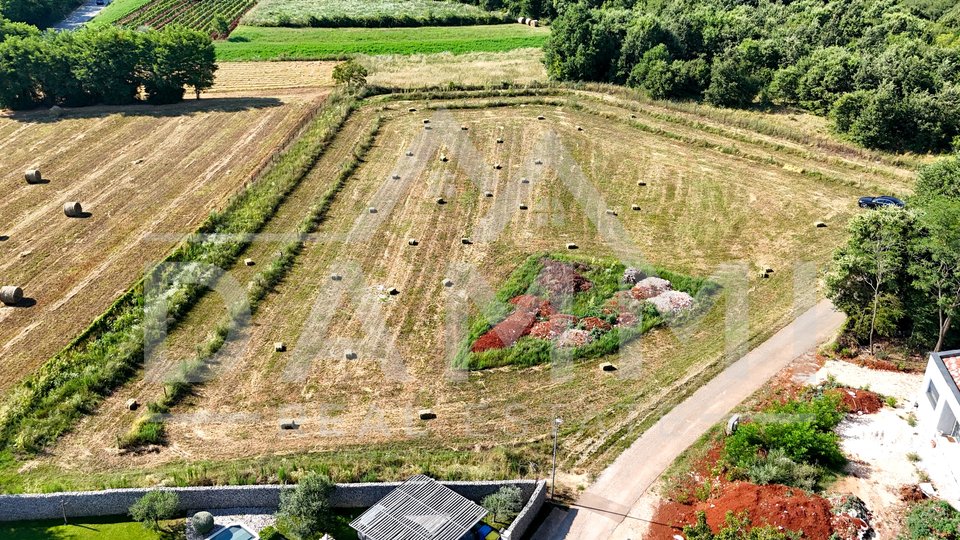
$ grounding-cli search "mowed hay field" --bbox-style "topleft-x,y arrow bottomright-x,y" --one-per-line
0,65 -> 334,394
31,89 -> 917,490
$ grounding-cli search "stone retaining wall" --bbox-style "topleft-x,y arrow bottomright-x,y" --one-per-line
0,479 -> 546,539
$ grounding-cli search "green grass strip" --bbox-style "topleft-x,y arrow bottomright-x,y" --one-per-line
215,24 -> 549,61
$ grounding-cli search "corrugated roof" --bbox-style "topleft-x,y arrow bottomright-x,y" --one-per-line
349,475 -> 488,540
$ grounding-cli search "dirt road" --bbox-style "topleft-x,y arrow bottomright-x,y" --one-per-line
537,299 -> 846,539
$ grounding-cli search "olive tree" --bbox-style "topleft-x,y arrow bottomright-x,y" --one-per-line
129,490 -> 180,531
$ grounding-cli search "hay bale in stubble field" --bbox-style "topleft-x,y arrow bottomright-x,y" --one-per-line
494,164 -> 502,170
408,107 -> 417,112
274,342 -> 286,352
519,203 -> 528,210
279,419 -> 299,430
461,237 -> 473,245
345,349 -> 357,360
63,202 -> 82,217
534,159 -> 543,165
0,286 -> 23,306
576,126 -> 584,131
632,204 -> 641,211
331,273 -> 342,281
637,181 -> 647,186
567,243 -> 578,250
521,178 -> 530,184
392,174 -> 401,180
440,154 -> 449,162
496,137 -> 504,144
537,115 -> 545,120
24,169 -> 42,184
601,362 -> 618,372
815,221 -> 827,228
418,409 -> 437,420
484,191 -> 493,198
518,17 -> 526,24
442,278 -> 454,287
436,197 -> 446,205
605,209 -> 617,216
406,151 -> 414,157
126,399 -> 139,411
369,207 -> 378,214
408,238 -> 419,246
244,258 -> 255,266
461,125 -> 469,131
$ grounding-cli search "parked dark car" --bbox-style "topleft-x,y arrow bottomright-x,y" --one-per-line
858,196 -> 905,209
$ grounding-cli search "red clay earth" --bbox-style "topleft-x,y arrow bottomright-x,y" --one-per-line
471,299 -> 541,352
650,483 -> 838,540
581,316 -> 612,332
830,387 -> 883,414
529,314 -> 578,339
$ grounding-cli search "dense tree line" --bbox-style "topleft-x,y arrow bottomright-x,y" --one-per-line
457,0 -> 556,22
827,155 -> 960,353
0,0 -> 83,28
544,0 -> 960,152
0,22 -> 216,109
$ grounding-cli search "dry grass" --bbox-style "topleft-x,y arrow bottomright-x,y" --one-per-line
13,89 -> 916,492
206,61 -> 337,94
360,48 -> 548,88
0,82 -> 330,395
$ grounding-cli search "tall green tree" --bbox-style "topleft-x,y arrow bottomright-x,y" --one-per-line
827,208 -> 915,353
911,199 -> 960,351
276,473 -> 334,540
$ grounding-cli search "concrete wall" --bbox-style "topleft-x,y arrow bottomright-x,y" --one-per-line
501,478 -> 547,540
917,353 -> 960,438
0,479 -> 546,539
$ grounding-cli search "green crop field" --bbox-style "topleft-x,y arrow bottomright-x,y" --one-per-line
243,0 -> 508,27
215,24 -> 549,61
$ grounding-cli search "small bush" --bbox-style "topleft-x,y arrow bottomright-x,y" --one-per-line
259,525 -> 286,540
905,501 -> 960,539
746,448 -> 821,491
191,511 -> 215,534
276,473 -> 334,540
482,485 -> 524,524
129,490 -> 180,531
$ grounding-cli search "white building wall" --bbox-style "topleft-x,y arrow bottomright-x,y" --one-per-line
915,352 -> 960,509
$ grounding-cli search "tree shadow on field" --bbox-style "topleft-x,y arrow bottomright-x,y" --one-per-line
3,96 -> 284,123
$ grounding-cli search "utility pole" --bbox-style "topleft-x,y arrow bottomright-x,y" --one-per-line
551,417 -> 562,500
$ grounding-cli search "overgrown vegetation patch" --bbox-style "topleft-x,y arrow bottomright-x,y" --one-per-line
457,253 -> 716,370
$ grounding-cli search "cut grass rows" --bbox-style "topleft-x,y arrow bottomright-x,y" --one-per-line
215,24 -> 549,61
0,91 -> 357,456
122,114 -> 384,448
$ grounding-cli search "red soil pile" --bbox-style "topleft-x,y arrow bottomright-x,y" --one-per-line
831,387 -> 883,414
855,358 -> 902,372
581,316 -> 611,332
616,312 -> 638,327
536,260 -> 592,298
651,483 -> 836,540
471,297 -> 545,352
900,484 -> 927,502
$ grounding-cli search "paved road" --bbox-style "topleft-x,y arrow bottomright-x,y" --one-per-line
53,0 -> 108,30
536,299 -> 846,539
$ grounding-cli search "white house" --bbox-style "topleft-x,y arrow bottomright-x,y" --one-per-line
918,349 -> 960,439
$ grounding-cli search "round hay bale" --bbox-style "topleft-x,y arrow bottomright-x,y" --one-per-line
529,19 -> 538,27
424,125 -> 432,130
537,115 -> 545,120
436,197 -> 446,205
392,174 -> 401,180
461,125 -> 469,131
534,159 -> 543,165
274,342 -> 286,352
331,273 -> 343,281
519,203 -> 528,210
521,178 -> 530,184
630,114 -> 637,118
493,164 -> 502,170
244,258 -> 255,266
406,151 -> 414,157
763,266 -> 774,274
63,202 -> 82,217
576,125 -> 584,131
605,209 -> 617,216
418,409 -> 437,420
442,278 -> 454,288
24,169 -> 42,184
484,191 -> 494,198
408,107 -> 417,112
566,243 -> 578,250
518,16 -> 526,24
423,119 -> 430,124
126,398 -> 139,411
600,362 -> 618,372
388,287 -> 400,296
440,155 -> 449,162
0,286 -> 23,306
461,237 -> 473,245
408,238 -> 419,246
815,221 -> 827,228
279,419 -> 299,430
345,349 -> 357,360
368,207 -> 378,214
637,181 -> 647,186
631,204 -> 641,211
496,137 -> 504,144
758,271 -> 769,279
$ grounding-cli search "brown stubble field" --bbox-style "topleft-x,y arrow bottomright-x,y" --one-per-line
37,89 -> 915,489
0,65 -> 335,393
